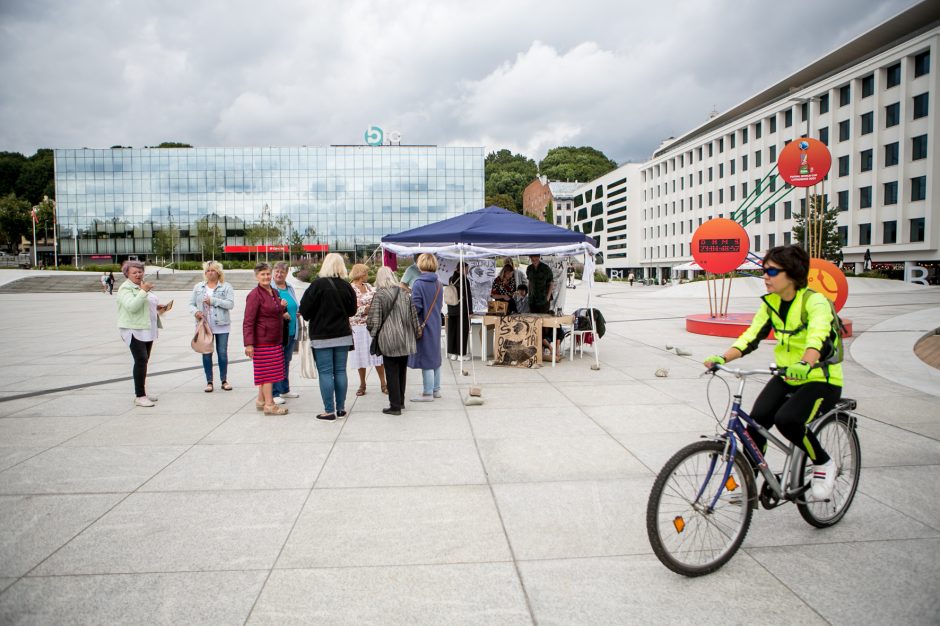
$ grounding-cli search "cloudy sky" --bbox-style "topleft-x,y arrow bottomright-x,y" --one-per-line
0,0 -> 921,163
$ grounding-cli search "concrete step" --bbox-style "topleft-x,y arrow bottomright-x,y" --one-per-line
0,272 -> 263,293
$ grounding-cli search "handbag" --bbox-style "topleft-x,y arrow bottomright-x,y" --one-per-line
299,323 -> 317,379
370,287 -> 400,356
416,282 -> 441,339
191,306 -> 214,354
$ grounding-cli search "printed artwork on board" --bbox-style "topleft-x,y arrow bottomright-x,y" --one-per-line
493,314 -> 542,368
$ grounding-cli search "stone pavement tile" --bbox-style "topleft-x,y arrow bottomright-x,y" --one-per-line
0,571 -> 268,625
493,478 -> 652,560
858,465 -> 940,532
615,361 -> 706,381
248,563 -> 531,625
461,382 -> 575,409
0,448 -> 45,473
0,416 -> 112,447
518,553 -> 825,625
468,407 -> 607,439
856,420 -> 940,467
338,409 -> 472,442
201,412 -> 342,444
0,494 -> 124,577
33,490 -> 307,575
747,538 -> 940,625
531,364 -> 636,384
277,485 -> 511,568
476,436 -> 650,483
856,395 -> 940,426
642,375 -> 727,404
0,578 -> 14,594
744,491 -> 940,547
316,440 -> 486,488
911,421 -> 940,440
141,442 -> 331,491
0,446 -> 186,494
62,414 -> 228,447
611,431 -> 716,475
122,390 -> 251,416
456,365 -> 546,384
583,403 -> 715,434
553,381 -> 676,407
4,394 -> 133,419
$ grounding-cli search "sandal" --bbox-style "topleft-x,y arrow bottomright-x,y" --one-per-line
381,384 -> 388,395
221,381 -> 233,391
204,382 -> 214,393
255,400 -> 265,411
263,404 -> 289,416
356,385 -> 366,396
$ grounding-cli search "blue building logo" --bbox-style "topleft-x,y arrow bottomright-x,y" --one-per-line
364,126 -> 384,146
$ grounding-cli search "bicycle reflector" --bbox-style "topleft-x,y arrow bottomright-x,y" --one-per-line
726,476 -> 739,491
673,516 -> 686,533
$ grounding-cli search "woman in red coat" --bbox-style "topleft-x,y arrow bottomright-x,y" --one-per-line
243,262 -> 290,415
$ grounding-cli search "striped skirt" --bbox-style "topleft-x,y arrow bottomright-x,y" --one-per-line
253,343 -> 285,385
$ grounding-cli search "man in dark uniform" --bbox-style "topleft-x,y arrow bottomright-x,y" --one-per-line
526,255 -> 554,314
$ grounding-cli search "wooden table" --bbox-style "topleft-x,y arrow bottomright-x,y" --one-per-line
480,313 -> 573,367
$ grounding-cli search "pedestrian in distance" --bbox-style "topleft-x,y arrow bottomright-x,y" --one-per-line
446,262 -> 472,360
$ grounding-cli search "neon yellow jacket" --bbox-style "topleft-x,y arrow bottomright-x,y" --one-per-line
731,288 -> 843,387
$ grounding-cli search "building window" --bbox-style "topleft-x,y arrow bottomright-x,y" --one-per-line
719,163 -> 724,178
819,93 -> 830,114
801,102 -> 809,122
911,176 -> 927,201
837,190 -> 849,211
708,167 -> 713,182
839,120 -> 850,141
886,62 -> 901,88
884,181 -> 898,205
769,145 -> 777,163
769,233 -> 776,248
885,142 -> 899,167
785,109 -> 793,127
838,225 -> 848,246
883,220 -> 897,244
755,150 -> 762,167
860,186 -> 872,208
784,201 -> 792,220
860,149 -> 872,172
860,112 -> 873,135
708,191 -> 713,206
741,127 -> 748,144
769,116 -> 777,133
913,93 -> 929,119
730,186 -> 735,202
754,234 -> 761,252
730,159 -> 735,175
730,134 -> 736,149
819,126 -> 829,145
885,102 -> 900,127
839,84 -> 851,106
914,50 -> 930,77
719,188 -> 724,203
912,134 -> 928,160
911,217 -> 925,242
755,122 -> 762,139
838,155 -> 850,177
784,231 -> 792,245
718,138 -> 724,153
742,154 -> 748,171
861,74 -> 875,98
859,223 -> 871,245
769,204 -> 776,221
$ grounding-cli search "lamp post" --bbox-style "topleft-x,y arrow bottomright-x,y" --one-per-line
262,203 -> 270,263
72,226 -> 78,268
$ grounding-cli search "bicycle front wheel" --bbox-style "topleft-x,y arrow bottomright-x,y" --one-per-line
797,412 -> 861,527
646,440 -> 755,577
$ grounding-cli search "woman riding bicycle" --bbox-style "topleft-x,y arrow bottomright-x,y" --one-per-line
703,245 -> 841,501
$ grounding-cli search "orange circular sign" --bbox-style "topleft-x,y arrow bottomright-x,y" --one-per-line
808,258 -> 848,312
691,218 -> 750,274
778,138 -> 831,187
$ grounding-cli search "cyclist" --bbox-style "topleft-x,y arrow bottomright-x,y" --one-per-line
703,245 -> 841,500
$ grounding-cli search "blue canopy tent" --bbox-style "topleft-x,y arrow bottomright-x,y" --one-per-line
381,206 -> 602,372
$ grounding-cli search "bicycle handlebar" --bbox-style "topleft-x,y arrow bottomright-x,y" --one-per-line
708,363 -> 787,377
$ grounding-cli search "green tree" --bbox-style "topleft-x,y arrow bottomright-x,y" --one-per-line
195,217 -> 224,261
793,195 -> 842,262
152,226 -> 179,264
484,192 -> 519,212
484,149 -> 537,213
544,202 -> 554,224
288,228 -> 305,263
0,152 -> 27,197
0,193 -> 31,252
154,142 -> 193,148
538,146 -> 617,183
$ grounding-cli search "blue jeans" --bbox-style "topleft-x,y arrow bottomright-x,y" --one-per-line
272,336 -> 297,397
313,345 -> 350,414
421,367 -> 441,395
202,332 -> 229,383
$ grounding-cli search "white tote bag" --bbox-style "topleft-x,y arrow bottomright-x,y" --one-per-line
299,324 -> 317,379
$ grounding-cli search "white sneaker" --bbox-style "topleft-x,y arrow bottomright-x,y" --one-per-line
433,390 -> 442,398
134,396 -> 155,407
273,397 -> 286,405
281,392 -> 300,398
147,395 -> 158,402
811,458 -> 838,500
410,394 -> 434,402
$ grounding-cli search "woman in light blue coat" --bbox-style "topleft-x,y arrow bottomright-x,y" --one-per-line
189,261 -> 235,392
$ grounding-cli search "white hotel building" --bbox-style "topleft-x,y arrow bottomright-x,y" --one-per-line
577,2 -> 939,282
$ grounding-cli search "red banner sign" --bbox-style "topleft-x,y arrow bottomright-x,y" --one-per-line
808,258 -> 848,312
778,138 -> 831,187
691,218 -> 750,273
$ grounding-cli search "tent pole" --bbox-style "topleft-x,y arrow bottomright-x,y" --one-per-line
587,251 -> 600,370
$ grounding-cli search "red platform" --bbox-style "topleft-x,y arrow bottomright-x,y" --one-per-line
686,313 -> 853,338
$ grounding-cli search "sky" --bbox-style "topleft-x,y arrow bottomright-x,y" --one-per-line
0,0 -> 922,164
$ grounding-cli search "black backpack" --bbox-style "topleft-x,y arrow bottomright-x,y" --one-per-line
573,308 -> 606,338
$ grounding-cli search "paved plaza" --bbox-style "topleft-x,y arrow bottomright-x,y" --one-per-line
0,269 -> 938,625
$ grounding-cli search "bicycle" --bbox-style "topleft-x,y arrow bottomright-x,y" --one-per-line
645,363 -> 862,577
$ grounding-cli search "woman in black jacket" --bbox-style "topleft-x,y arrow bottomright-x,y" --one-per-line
446,262 -> 473,361
298,253 -> 357,421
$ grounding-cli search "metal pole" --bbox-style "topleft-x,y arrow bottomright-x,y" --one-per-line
73,226 -> 78,268
31,207 -> 37,267
53,211 -> 58,269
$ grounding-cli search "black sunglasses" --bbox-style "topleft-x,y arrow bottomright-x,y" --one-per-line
763,267 -> 783,277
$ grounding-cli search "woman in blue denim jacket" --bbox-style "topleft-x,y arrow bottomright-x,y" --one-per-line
189,261 -> 236,392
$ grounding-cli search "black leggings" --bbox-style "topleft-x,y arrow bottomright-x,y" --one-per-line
383,355 -> 409,411
747,377 -> 840,465
129,336 -> 153,397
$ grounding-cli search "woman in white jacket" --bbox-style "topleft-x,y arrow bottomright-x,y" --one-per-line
189,261 -> 236,392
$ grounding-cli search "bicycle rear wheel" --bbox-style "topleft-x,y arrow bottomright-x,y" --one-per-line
646,440 -> 755,577
797,412 -> 861,527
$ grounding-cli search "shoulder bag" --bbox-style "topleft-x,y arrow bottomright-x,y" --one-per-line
191,305 -> 214,353
299,322 -> 317,379
370,287 -> 400,356
416,282 -> 441,339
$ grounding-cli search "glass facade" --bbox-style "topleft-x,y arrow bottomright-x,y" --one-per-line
54,146 -> 484,259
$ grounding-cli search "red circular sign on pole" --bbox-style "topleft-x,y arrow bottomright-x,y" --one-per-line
808,258 -> 849,312
691,218 -> 750,273
778,138 -> 831,187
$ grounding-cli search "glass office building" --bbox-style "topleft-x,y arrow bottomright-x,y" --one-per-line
53,145 -> 484,260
